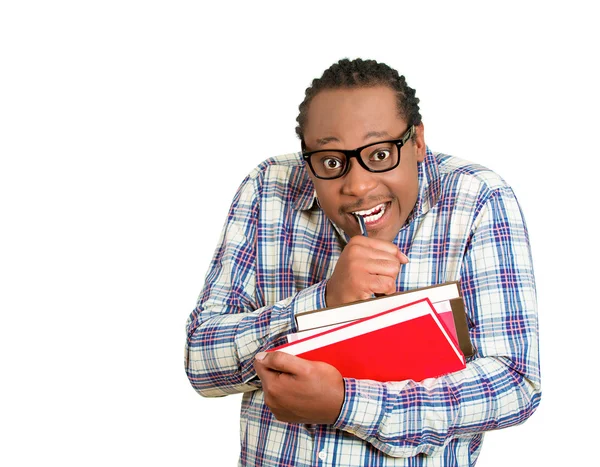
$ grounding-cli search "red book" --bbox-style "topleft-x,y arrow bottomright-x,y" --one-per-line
287,299 -> 459,346
269,298 -> 466,382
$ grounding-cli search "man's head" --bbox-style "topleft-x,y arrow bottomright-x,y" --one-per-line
297,58 -> 426,242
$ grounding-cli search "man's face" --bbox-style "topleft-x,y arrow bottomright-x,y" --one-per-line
303,86 -> 426,241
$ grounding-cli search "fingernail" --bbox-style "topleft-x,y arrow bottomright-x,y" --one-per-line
400,252 -> 409,262
255,352 -> 267,361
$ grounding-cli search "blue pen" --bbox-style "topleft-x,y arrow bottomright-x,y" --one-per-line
355,214 -> 407,298
355,214 -> 368,237
354,214 -> 379,298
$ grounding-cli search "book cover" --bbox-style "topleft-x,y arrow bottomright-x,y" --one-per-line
289,298 -> 456,343
287,297 -> 474,357
272,298 -> 466,382
295,281 -> 461,332
446,297 -> 474,357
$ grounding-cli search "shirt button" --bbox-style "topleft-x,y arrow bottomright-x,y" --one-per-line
318,450 -> 327,461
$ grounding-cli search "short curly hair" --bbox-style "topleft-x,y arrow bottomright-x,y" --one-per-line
295,58 -> 422,146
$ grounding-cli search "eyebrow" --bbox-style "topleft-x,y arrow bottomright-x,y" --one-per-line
315,131 -> 392,148
315,136 -> 339,146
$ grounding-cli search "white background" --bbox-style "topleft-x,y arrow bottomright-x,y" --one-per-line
1,1 -> 597,466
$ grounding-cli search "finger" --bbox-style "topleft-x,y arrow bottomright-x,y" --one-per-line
397,250 -> 409,263
369,274 -> 398,295
253,355 -> 270,380
346,245 -> 402,269
364,257 -> 402,278
255,351 -> 306,375
348,235 -> 401,256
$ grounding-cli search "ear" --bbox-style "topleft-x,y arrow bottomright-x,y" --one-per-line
413,123 -> 426,162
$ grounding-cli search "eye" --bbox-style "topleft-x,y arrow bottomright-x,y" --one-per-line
322,157 -> 343,170
370,148 -> 391,162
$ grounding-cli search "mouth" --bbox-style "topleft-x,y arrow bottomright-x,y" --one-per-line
351,202 -> 389,225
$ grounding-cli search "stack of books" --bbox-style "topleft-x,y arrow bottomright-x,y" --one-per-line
269,281 -> 474,382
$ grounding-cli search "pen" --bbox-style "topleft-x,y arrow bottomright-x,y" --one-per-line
355,214 -> 368,237
353,214 -> 402,298
354,214 -> 379,298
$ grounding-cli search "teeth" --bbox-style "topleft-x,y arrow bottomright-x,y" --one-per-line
352,203 -> 386,216
352,203 -> 387,223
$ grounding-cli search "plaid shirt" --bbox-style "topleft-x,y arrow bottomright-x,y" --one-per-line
185,148 -> 541,467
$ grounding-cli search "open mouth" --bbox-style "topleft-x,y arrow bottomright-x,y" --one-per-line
351,202 -> 388,224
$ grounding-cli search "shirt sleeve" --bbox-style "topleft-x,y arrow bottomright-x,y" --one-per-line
332,186 -> 541,457
184,173 -> 327,397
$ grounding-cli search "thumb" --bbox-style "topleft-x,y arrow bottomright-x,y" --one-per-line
397,250 -> 409,264
255,351 -> 301,374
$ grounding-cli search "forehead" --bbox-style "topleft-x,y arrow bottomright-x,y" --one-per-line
304,86 -> 405,145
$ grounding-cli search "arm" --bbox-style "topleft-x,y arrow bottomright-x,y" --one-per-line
332,186 -> 541,457
184,173 -> 327,397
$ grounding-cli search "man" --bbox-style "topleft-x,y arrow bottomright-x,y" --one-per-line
185,58 -> 541,466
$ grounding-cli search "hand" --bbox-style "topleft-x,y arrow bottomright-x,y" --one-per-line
253,351 -> 344,424
326,235 -> 409,307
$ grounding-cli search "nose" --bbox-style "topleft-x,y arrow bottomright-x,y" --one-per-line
340,158 -> 378,197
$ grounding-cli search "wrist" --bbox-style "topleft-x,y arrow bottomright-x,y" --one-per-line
325,279 -> 340,308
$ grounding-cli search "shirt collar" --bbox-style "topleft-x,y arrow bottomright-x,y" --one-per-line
409,146 -> 440,222
293,146 -> 440,223
292,159 -> 319,211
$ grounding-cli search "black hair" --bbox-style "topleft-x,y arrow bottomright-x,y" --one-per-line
295,58 -> 422,146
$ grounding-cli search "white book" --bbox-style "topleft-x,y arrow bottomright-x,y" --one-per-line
294,281 -> 461,332
288,299 -> 453,343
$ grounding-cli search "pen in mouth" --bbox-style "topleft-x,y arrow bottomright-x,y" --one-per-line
354,214 -> 368,237
354,213 -> 380,298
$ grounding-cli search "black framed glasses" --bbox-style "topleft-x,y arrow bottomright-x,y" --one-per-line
302,125 -> 415,180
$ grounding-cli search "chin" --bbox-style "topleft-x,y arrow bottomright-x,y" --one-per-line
375,213 -> 403,240
374,229 -> 397,242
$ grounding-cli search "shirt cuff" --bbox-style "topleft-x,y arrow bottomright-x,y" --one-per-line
288,279 -> 328,333
332,378 -> 386,438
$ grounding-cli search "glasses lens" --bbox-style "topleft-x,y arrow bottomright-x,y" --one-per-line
307,141 -> 400,179
360,142 -> 399,171
309,151 -> 347,179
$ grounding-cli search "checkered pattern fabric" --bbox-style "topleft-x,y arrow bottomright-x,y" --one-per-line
185,148 -> 541,466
